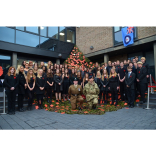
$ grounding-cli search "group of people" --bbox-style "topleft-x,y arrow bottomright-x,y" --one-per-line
3,56 -> 149,115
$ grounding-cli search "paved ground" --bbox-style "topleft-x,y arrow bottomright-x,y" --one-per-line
0,106 -> 156,130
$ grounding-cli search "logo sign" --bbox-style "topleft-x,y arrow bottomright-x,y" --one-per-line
124,35 -> 131,44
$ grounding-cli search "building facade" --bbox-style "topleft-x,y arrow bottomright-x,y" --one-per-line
0,26 -> 76,80
76,27 -> 156,79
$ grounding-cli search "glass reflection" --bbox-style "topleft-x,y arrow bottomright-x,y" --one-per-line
0,27 -> 15,43
48,27 -> 58,39
16,27 -> 24,31
67,29 -> 75,43
114,27 -> 120,32
16,30 -> 39,47
26,26 -> 39,34
40,26 -> 47,36
59,26 -> 65,42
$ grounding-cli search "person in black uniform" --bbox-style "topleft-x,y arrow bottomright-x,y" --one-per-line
77,71 -> 83,86
125,66 -> 136,108
124,60 -> 128,71
54,69 -> 63,102
45,68 -> 54,103
141,57 -> 149,92
94,71 -> 102,104
115,60 -> 120,74
16,65 -> 27,112
136,61 -> 147,104
36,69 -> 46,109
4,66 -> 19,115
62,68 -> 70,101
83,72 -> 89,88
88,67 -> 93,77
101,69 -> 109,104
107,61 -> 112,76
26,68 -> 36,110
42,66 -> 47,78
108,68 -> 119,106
118,62 -> 126,101
69,68 -> 75,86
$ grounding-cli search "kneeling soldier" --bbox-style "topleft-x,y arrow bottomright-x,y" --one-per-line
83,76 -> 99,109
68,77 -> 83,110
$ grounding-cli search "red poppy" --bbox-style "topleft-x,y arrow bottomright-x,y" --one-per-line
118,67 -> 119,68
56,102 -> 59,104
99,78 -> 101,79
113,76 -> 114,78
45,104 -> 48,107
124,70 -> 125,72
42,77 -> 44,79
35,106 -> 39,109
130,76 -> 132,78
124,103 -> 128,106
143,66 -> 145,67
138,71 -> 140,73
84,111 -> 88,114
14,77 -> 16,79
33,78 -> 34,79
61,112 -> 65,114
50,104 -> 54,107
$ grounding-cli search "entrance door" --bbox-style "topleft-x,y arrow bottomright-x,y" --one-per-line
0,54 -> 11,92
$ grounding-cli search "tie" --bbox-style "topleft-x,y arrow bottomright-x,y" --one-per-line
128,72 -> 130,78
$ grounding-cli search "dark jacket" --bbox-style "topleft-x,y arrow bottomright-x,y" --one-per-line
54,74 -> 63,91
125,72 -> 136,89
94,77 -> 102,89
36,76 -> 46,94
107,66 -> 112,75
69,74 -> 75,85
100,76 -> 109,91
17,72 -> 26,94
108,75 -> 119,87
137,67 -> 147,83
45,77 -> 54,88
143,62 -> 149,75
4,74 -> 19,91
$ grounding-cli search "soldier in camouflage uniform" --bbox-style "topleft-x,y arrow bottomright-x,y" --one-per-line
83,76 -> 99,109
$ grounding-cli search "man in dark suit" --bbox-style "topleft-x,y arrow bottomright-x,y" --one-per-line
136,61 -> 147,104
125,66 -> 136,108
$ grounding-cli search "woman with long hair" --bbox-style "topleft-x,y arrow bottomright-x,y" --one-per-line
26,68 -> 36,110
39,62 -> 45,69
69,68 -> 75,85
47,61 -> 52,70
36,69 -> 46,109
22,61 -> 26,68
61,67 -> 65,75
108,68 -> 119,106
50,65 -> 54,74
16,65 -> 27,112
29,61 -> 33,68
4,66 -> 19,115
45,68 -> 54,103
24,63 -> 29,75
62,68 -> 69,101
33,65 -> 38,77
101,69 -> 109,104
94,71 -> 102,104
83,72 -> 89,88
41,66 -> 47,78
54,69 -> 63,102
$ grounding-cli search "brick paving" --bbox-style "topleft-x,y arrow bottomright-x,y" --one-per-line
0,107 -> 156,130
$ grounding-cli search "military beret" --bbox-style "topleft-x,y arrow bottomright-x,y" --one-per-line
73,77 -> 78,81
89,75 -> 93,79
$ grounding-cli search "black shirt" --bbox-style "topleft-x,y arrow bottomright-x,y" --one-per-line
118,67 -> 126,79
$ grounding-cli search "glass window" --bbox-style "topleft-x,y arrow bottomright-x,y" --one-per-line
16,27 -> 24,31
67,29 -> 75,43
114,27 -> 120,32
48,27 -> 58,39
0,27 -> 15,43
59,26 -> 65,42
40,26 -> 47,37
16,30 -> 39,47
26,26 -> 39,34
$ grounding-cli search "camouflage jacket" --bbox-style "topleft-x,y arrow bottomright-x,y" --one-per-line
83,81 -> 99,101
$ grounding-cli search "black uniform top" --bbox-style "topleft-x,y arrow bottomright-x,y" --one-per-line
124,64 -> 128,71
94,77 -> 102,89
63,76 -> 69,83
54,75 -> 63,84
77,77 -> 82,85
69,74 -> 75,85
143,62 -> 149,75
136,67 -> 147,83
28,77 -> 35,88
108,75 -> 119,87
42,72 -> 47,78
118,67 -> 126,79
4,74 -> 19,90
36,76 -> 46,94
17,72 -> 26,94
107,66 -> 112,75
45,76 -> 54,88
84,79 -> 88,87
34,72 -> 37,77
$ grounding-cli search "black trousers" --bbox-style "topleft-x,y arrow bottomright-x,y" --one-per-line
120,81 -> 126,101
18,94 -> 24,109
140,83 -> 146,102
103,91 -> 108,101
37,94 -> 44,105
99,90 -> 103,100
46,88 -> 52,99
127,88 -> 135,106
27,91 -> 34,106
6,90 -> 16,113
110,86 -> 118,104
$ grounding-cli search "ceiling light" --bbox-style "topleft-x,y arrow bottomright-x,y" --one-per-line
59,32 -> 64,36
67,40 -> 71,42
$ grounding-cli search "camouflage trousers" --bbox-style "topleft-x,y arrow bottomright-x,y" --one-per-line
88,97 -> 98,109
